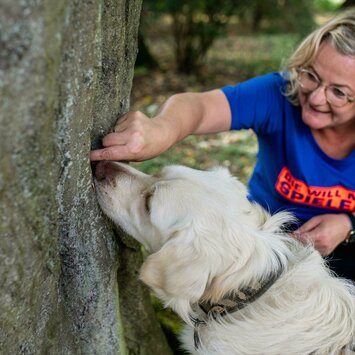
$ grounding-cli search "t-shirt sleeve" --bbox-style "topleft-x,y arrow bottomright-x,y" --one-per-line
221,73 -> 286,134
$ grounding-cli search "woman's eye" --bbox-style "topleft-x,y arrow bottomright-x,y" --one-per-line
331,87 -> 346,98
306,71 -> 318,82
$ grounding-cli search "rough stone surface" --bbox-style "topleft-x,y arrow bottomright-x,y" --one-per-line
0,0 -> 172,354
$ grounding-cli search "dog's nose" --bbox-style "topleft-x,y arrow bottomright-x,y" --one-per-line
94,161 -> 121,182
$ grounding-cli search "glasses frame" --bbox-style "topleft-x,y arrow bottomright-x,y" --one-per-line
296,68 -> 355,108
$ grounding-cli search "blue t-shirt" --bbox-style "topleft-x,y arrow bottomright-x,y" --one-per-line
221,72 -> 355,223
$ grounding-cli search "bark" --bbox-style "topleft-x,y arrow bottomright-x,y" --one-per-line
0,0 -> 172,354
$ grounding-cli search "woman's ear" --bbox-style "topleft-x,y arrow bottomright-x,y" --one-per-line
139,236 -> 210,324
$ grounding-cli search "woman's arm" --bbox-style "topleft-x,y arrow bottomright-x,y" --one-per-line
90,89 -> 231,161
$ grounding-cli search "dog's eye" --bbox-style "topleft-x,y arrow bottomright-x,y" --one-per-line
144,191 -> 153,214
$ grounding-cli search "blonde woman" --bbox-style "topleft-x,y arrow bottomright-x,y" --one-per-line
91,10 -> 355,281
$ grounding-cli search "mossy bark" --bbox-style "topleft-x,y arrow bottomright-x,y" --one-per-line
0,0 -> 172,354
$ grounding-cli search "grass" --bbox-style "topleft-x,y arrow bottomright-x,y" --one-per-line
131,131 -> 257,184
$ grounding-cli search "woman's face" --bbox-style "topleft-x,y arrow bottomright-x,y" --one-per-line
299,41 -> 355,131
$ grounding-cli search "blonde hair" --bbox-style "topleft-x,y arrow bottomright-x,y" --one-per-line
283,9 -> 355,105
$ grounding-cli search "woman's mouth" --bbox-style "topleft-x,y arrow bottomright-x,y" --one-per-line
307,103 -> 331,115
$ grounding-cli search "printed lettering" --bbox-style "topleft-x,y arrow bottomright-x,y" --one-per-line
294,183 -> 301,191
340,200 -> 352,210
284,171 -> 292,182
291,191 -> 304,200
279,181 -> 290,195
312,198 -> 325,207
326,199 -> 336,208
275,167 -> 355,212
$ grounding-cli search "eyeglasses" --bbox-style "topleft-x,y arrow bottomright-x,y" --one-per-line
297,68 -> 355,107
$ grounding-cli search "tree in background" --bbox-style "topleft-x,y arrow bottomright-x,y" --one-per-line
240,0 -> 315,35
142,0 -> 237,74
137,0 -> 348,75
342,0 -> 355,7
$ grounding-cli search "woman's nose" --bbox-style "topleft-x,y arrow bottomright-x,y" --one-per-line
309,85 -> 328,106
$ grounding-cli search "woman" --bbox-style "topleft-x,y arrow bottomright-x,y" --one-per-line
91,10 -> 355,280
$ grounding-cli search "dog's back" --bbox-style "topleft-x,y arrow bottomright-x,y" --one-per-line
180,238 -> 355,355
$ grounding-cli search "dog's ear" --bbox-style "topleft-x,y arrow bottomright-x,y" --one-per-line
140,236 -> 209,324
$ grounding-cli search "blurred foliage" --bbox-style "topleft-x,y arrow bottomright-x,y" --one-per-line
136,0 -> 345,73
131,31 -> 300,181
314,0 -> 347,11
135,32 -> 160,70
132,32 -> 300,108
142,0 -> 237,74
131,132 -> 258,184
237,0 -> 315,34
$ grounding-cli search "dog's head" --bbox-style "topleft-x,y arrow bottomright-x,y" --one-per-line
94,161 -> 275,322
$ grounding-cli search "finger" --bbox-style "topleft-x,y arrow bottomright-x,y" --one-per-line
114,111 -> 144,132
90,148 -> 113,161
293,219 -> 319,244
295,217 -> 320,234
293,230 -> 318,249
90,145 -> 134,161
114,116 -> 131,132
292,230 -> 310,243
102,132 -> 127,147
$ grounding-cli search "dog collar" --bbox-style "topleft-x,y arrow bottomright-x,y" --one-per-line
191,266 -> 283,350
199,271 -> 281,316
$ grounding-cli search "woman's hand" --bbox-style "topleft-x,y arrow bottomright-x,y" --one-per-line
90,111 -> 175,162
293,213 -> 352,256
90,90 -> 232,162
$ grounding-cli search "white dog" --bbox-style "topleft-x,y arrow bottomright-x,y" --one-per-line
94,161 -> 355,355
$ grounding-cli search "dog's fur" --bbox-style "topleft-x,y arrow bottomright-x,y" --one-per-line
94,161 -> 355,355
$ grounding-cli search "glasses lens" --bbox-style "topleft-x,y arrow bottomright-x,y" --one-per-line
297,68 -> 352,107
298,70 -> 319,92
326,87 -> 348,107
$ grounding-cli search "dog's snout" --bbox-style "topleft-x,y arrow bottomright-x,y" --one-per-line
94,161 -> 122,182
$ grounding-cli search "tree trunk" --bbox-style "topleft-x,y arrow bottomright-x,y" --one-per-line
0,0 -> 172,354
